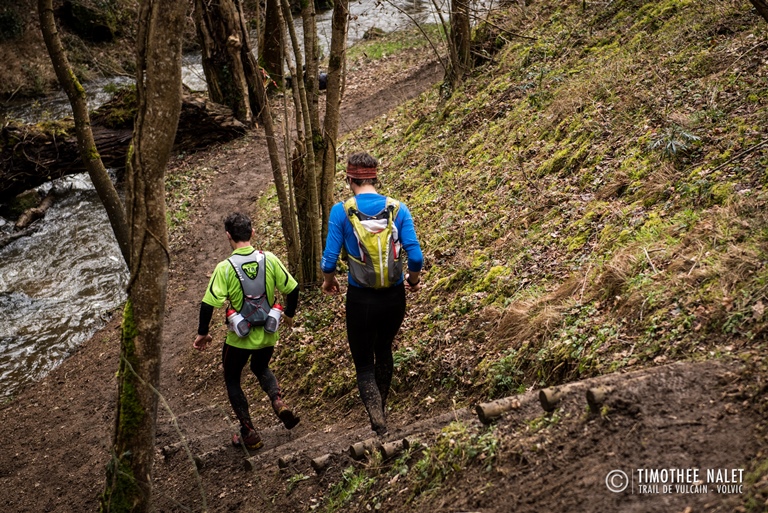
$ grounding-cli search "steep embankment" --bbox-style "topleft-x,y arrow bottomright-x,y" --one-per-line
248,0 -> 768,511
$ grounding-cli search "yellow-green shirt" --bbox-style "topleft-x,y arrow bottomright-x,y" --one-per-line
202,246 -> 298,350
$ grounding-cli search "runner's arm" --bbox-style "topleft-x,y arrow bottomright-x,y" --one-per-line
284,286 -> 299,318
320,203 -> 346,274
197,302 -> 214,335
397,204 -> 423,272
194,302 -> 215,350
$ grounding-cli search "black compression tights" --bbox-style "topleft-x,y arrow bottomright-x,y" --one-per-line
346,284 -> 406,419
221,344 -> 280,430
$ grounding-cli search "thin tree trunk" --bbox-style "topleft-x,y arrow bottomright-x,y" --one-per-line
301,0 -> 325,196
282,0 -> 322,284
101,0 -> 186,510
447,0 -> 471,87
320,0 -> 349,242
235,0 -> 302,274
750,0 -> 768,23
260,0 -> 283,85
301,0 -> 320,131
37,0 -> 130,266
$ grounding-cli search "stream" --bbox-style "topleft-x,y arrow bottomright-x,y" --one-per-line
0,175 -> 127,399
0,0 -> 493,399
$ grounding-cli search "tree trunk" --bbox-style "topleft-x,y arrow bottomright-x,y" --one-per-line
301,0 -> 325,198
750,0 -> 768,23
260,0 -> 283,85
101,0 -> 186,511
320,0 -> 348,242
446,0 -> 471,88
291,145 -> 316,282
236,0 -> 302,274
301,0 -> 320,131
194,0 -> 254,125
283,0 -> 322,284
37,0 -> 130,265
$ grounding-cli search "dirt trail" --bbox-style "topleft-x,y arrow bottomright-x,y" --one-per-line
151,357 -> 760,513
0,52 -> 443,513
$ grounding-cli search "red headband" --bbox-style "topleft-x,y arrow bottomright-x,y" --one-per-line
346,164 -> 377,179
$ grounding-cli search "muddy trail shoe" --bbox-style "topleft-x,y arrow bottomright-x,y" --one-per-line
231,428 -> 263,451
272,397 -> 300,430
368,405 -> 388,437
373,422 -> 388,437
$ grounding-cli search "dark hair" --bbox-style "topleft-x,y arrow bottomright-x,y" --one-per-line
224,212 -> 252,242
349,177 -> 379,187
347,152 -> 378,169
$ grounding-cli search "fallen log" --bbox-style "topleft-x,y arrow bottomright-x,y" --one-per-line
0,224 -> 37,249
277,452 -> 301,469
311,454 -> 332,473
475,397 -> 521,425
586,386 -> 613,414
348,438 -> 382,460
14,192 -> 56,230
538,387 -> 562,412
380,438 -> 409,460
0,94 -> 246,201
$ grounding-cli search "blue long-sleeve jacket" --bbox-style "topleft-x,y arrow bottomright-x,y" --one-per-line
321,193 -> 423,288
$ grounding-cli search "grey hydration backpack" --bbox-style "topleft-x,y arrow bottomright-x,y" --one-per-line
228,251 -> 273,327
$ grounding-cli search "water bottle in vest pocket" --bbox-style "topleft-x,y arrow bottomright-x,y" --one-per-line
226,308 -> 251,337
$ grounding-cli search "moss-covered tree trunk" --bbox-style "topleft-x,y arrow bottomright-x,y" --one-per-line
101,0 -> 186,511
320,0 -> 348,242
37,0 -> 130,266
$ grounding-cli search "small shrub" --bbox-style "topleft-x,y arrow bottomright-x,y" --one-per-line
649,126 -> 702,161
409,422 -> 498,497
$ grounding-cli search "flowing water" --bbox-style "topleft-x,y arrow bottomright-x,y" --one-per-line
0,0 -> 493,399
0,175 -> 128,399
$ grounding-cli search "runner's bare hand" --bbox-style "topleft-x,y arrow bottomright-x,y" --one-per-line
322,276 -> 340,295
405,273 -> 421,292
193,334 -> 212,351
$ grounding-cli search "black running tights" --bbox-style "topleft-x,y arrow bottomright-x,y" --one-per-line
346,283 -> 406,416
222,344 -> 280,430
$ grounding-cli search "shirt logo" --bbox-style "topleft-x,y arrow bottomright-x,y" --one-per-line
242,262 -> 259,280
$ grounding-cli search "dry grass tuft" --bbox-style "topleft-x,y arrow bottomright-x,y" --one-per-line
596,251 -> 638,300
496,302 -> 534,349
718,246 -> 763,294
545,276 -> 582,303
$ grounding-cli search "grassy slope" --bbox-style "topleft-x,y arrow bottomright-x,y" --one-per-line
252,1 -> 768,510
